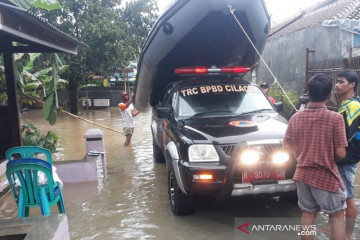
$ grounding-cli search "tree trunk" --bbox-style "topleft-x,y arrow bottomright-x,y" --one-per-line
69,76 -> 78,114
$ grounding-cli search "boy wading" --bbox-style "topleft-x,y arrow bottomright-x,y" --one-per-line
335,70 -> 360,240
283,74 -> 347,240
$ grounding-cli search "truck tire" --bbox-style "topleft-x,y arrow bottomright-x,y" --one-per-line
168,166 -> 195,215
153,138 -> 165,163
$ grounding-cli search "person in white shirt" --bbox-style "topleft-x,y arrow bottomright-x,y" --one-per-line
119,91 -> 139,146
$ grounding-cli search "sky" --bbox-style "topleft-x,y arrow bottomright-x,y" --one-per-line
156,0 -> 324,24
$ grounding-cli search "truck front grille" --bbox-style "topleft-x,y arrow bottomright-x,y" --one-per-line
219,143 -> 282,157
260,144 -> 282,154
219,144 -> 236,156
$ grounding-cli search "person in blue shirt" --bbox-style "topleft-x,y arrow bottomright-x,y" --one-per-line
335,70 -> 360,240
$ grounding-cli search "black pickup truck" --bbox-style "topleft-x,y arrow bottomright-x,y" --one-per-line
151,67 -> 297,215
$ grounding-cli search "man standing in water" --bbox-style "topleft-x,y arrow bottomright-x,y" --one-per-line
283,73 -> 347,240
119,91 -> 139,146
335,70 -> 360,240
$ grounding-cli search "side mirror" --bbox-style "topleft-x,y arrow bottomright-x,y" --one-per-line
274,102 -> 283,112
156,107 -> 171,119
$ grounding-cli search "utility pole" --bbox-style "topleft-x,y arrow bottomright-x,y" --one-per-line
124,68 -> 133,96
304,48 -> 315,93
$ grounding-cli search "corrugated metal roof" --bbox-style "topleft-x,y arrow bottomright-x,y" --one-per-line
268,0 -> 360,40
0,2 -> 86,54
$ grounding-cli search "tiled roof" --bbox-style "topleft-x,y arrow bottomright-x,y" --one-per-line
269,0 -> 360,40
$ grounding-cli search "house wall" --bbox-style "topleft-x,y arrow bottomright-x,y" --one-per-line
57,87 -> 134,108
258,26 -> 353,94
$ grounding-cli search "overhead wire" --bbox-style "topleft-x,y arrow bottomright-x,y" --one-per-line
228,6 -> 297,111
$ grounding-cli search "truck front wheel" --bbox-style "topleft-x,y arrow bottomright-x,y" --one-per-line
168,166 -> 195,215
153,138 -> 165,163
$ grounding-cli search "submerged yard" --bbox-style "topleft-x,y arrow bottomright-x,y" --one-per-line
0,108 -> 359,239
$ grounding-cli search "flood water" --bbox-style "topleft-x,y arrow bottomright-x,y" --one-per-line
1,108 -> 360,239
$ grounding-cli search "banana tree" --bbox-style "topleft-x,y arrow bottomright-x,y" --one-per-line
20,53 -> 68,125
0,51 -> 67,124
40,54 -> 68,125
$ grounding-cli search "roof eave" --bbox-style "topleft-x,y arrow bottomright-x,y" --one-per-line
0,2 -> 86,55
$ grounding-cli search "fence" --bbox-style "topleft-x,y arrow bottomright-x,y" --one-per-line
307,56 -> 360,109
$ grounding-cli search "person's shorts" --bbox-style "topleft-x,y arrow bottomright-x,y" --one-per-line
123,127 -> 134,136
296,181 -> 347,215
337,163 -> 357,199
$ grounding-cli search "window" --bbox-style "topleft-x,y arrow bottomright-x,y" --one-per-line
353,34 -> 360,48
176,84 -> 274,118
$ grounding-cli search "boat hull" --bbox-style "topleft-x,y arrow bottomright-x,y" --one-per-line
134,0 -> 270,111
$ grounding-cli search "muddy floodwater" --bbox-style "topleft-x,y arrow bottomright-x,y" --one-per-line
1,108 -> 360,239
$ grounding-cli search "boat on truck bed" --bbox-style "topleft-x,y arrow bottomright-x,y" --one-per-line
134,0 -> 270,111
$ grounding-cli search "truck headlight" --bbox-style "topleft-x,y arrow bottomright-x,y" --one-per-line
272,152 -> 289,164
188,145 -> 219,162
240,150 -> 260,165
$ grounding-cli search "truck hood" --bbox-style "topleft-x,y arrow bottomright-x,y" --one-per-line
181,114 -> 288,144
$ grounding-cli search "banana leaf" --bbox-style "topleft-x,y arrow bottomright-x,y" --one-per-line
10,0 -> 61,11
42,54 -> 61,125
24,53 -> 41,72
34,0 -> 61,11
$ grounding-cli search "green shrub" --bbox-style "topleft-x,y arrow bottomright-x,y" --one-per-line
21,122 -> 59,153
269,83 -> 299,120
78,97 -> 88,107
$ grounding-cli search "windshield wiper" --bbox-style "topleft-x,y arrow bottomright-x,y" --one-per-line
236,109 -> 275,116
188,110 -> 234,118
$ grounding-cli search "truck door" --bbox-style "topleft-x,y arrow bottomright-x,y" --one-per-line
154,92 -> 173,149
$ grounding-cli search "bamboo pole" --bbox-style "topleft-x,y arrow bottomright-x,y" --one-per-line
59,110 -> 123,134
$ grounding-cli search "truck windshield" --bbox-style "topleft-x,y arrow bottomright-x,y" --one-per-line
176,84 -> 275,118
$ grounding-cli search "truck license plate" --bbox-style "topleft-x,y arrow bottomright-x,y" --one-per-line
242,169 -> 285,183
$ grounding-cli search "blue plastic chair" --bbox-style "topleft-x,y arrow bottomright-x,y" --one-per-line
5,146 -> 53,165
6,158 -> 65,217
